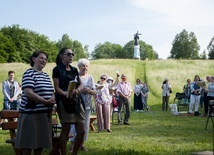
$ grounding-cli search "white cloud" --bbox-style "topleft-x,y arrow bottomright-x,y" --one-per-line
124,0 -> 214,58
127,0 -> 214,26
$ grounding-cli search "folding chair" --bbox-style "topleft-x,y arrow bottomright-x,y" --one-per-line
174,92 -> 189,112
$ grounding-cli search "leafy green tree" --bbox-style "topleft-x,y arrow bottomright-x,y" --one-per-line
0,25 -> 58,63
154,51 -> 159,59
170,29 -> 200,59
1,24 -> 159,62
72,40 -> 86,61
32,34 -> 58,62
140,41 -> 156,60
91,40 -> 156,60
112,44 -> 123,58
56,34 -> 86,61
207,36 -> 214,59
1,25 -> 34,62
91,42 -> 122,59
7,52 -> 22,62
200,50 -> 207,59
83,45 -> 90,58
119,41 -> 134,59
0,32 -> 16,62
56,34 -> 73,49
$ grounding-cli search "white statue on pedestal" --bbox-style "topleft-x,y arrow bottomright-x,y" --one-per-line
133,31 -> 141,60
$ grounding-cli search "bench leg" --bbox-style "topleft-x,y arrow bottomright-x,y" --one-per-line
90,118 -> 96,131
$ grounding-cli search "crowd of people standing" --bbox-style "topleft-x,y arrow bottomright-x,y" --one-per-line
1,47 -> 213,155
176,75 -> 214,117
0,47 -> 137,155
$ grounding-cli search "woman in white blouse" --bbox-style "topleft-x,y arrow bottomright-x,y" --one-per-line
161,78 -> 171,111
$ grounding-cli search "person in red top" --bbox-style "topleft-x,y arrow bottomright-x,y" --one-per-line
116,74 -> 133,125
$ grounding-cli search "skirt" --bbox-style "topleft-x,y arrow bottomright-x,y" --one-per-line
15,113 -> 52,149
58,101 -> 85,124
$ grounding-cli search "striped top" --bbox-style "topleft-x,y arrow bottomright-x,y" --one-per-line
19,68 -> 54,113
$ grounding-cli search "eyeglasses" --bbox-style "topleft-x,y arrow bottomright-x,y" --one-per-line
64,53 -> 74,57
100,77 -> 106,80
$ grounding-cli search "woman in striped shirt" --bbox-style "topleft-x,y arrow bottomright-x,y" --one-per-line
15,50 -> 55,155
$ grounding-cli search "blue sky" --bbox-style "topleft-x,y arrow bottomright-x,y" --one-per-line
1,0 -> 214,59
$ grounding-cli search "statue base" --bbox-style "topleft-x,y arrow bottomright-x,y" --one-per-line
133,45 -> 140,60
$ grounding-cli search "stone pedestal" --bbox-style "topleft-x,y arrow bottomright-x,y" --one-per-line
133,45 -> 140,59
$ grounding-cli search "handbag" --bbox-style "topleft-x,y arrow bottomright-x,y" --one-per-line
112,96 -> 118,107
169,89 -> 172,94
60,94 -> 83,114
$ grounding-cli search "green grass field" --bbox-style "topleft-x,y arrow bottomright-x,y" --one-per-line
0,59 -> 213,155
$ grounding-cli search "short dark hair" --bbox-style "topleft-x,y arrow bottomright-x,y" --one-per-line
8,71 -> 15,75
30,50 -> 48,67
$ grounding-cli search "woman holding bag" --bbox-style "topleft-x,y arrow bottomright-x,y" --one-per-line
52,47 -> 84,155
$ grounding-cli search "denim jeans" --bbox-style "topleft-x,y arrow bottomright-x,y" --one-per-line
3,99 -> 18,110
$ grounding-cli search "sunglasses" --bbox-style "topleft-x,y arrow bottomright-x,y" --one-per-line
64,52 -> 74,57
100,77 -> 106,80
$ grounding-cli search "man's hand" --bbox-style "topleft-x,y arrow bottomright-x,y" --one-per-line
9,98 -> 14,102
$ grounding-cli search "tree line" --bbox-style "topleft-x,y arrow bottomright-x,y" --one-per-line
0,25 -> 214,63
169,29 -> 214,59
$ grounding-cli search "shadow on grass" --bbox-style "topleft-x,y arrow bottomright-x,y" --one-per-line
78,148 -> 152,155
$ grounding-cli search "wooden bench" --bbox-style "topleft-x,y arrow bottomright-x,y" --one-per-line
0,110 -> 22,155
0,110 -> 62,155
0,109 -> 97,155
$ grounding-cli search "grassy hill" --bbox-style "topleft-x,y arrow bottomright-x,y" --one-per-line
0,59 -> 213,155
1,59 -> 214,107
